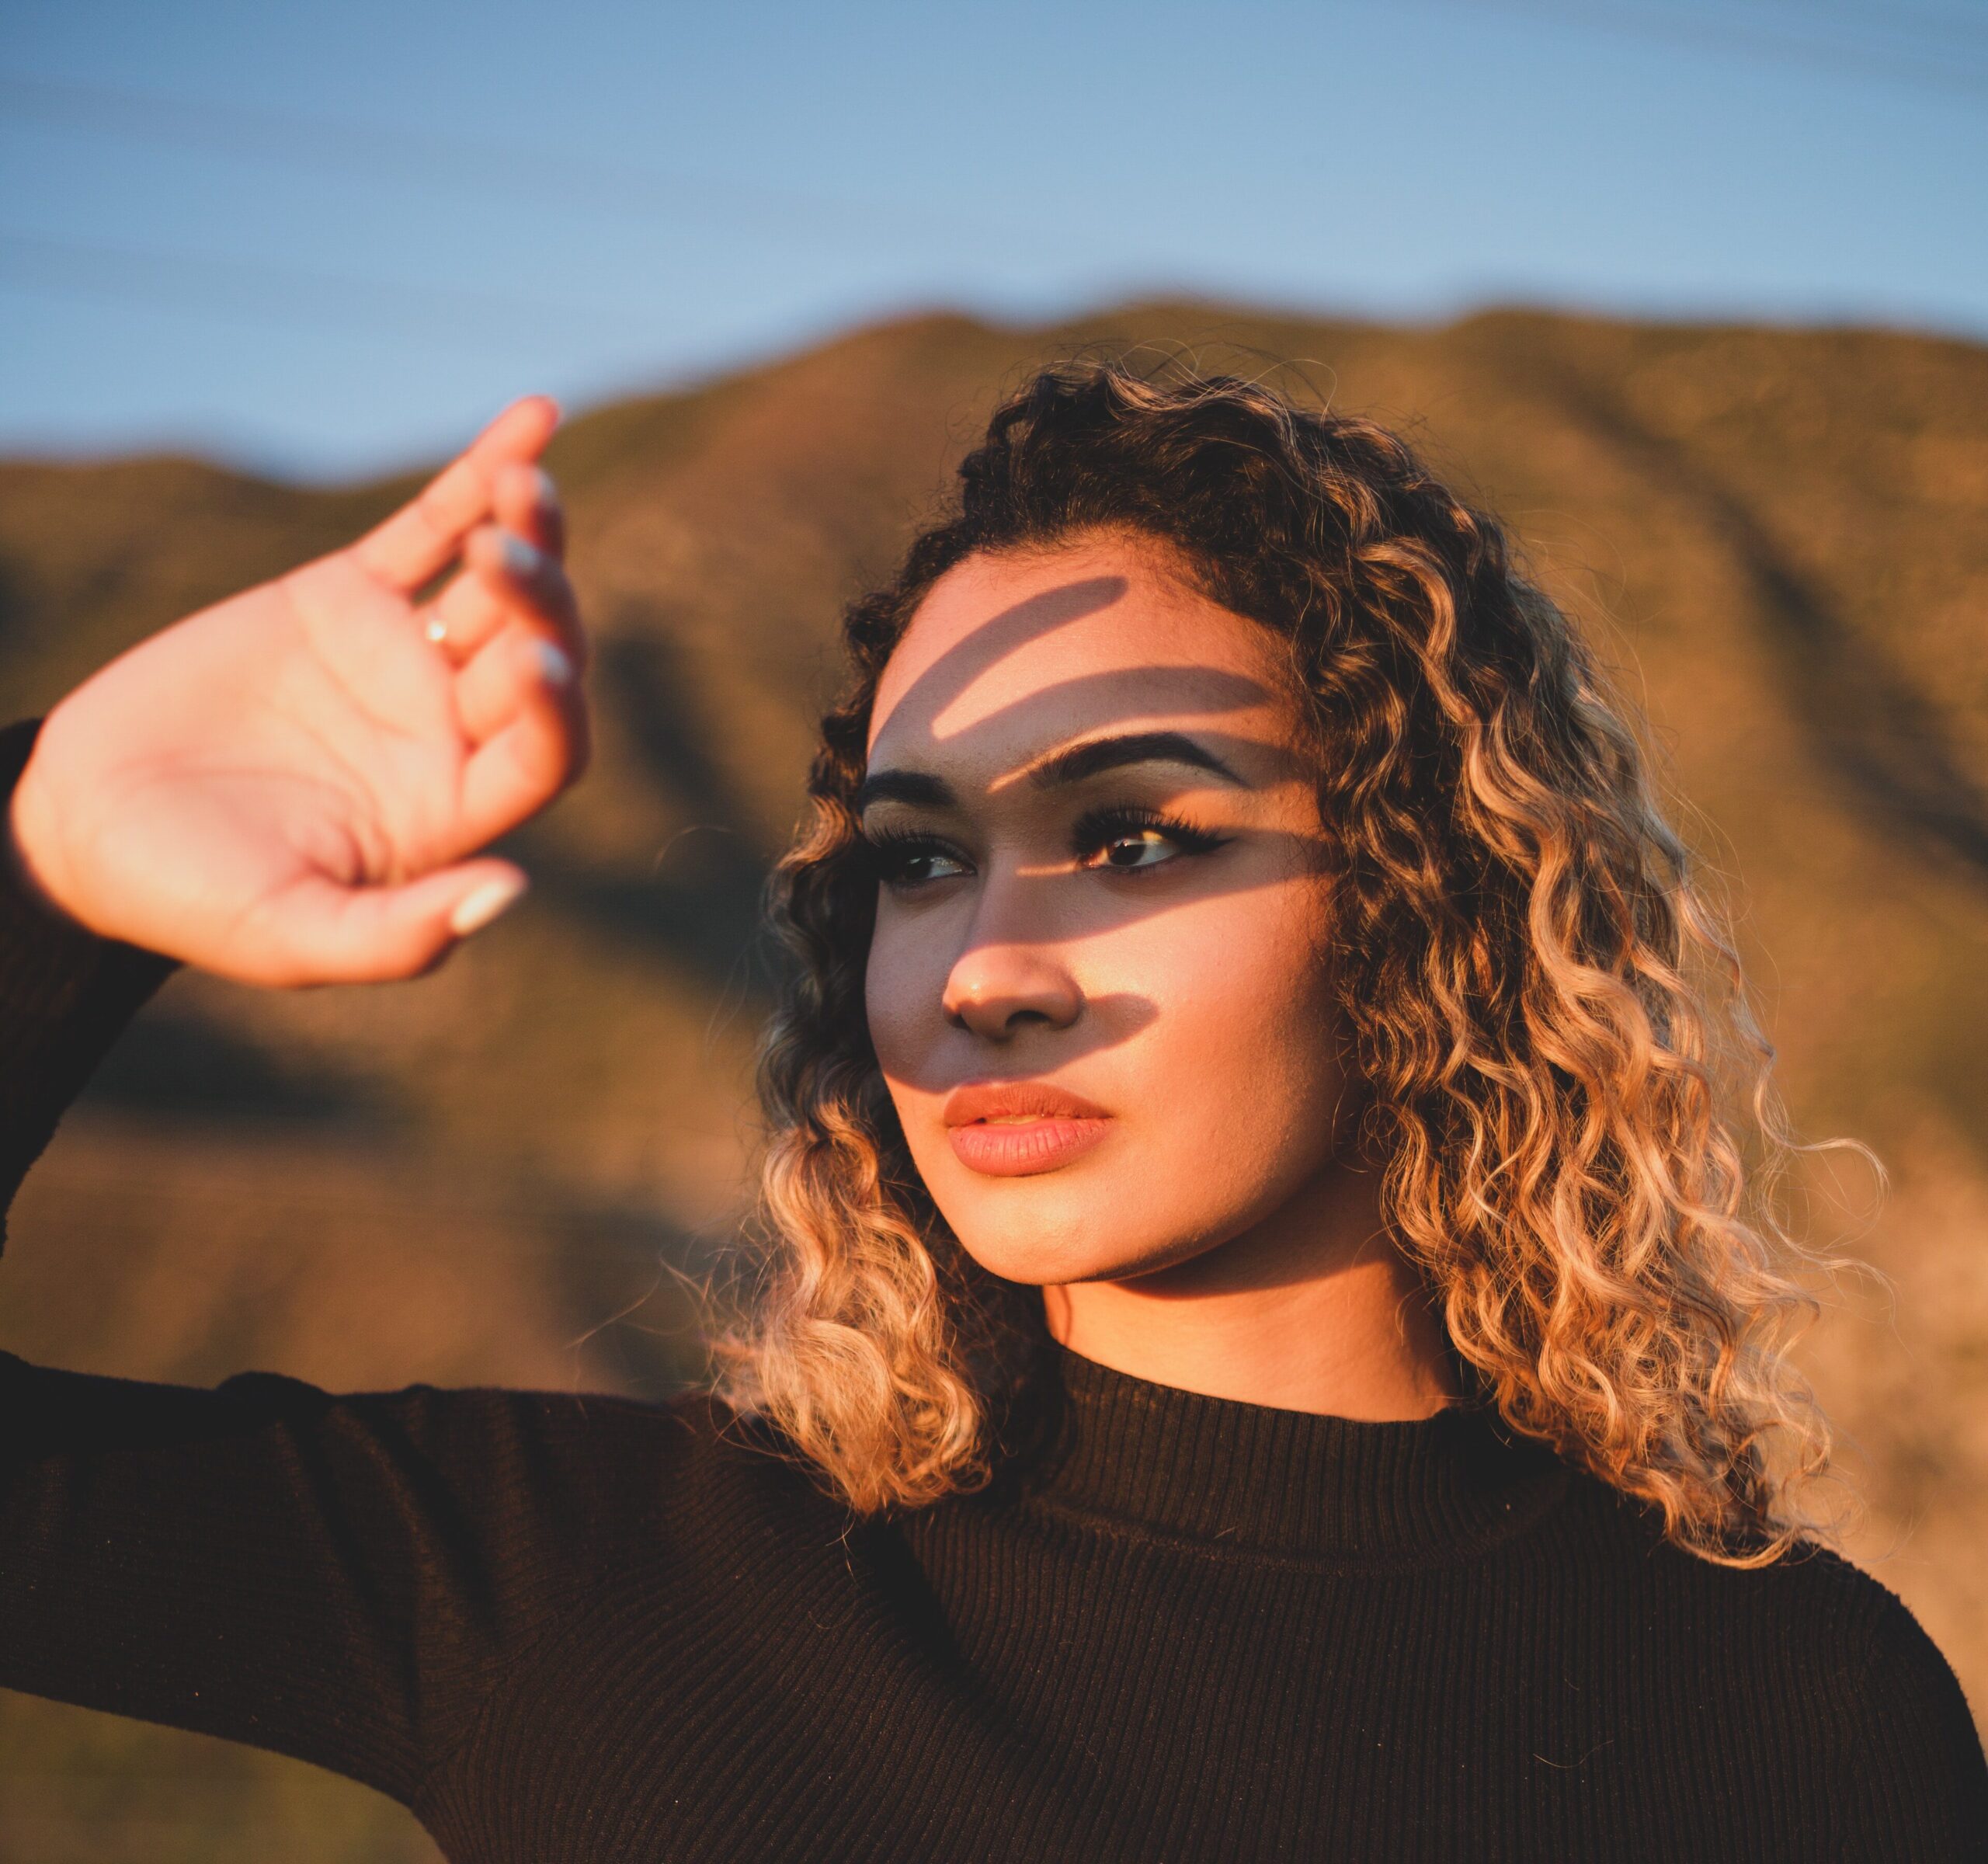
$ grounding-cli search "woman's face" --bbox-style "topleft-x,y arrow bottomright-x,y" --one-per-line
862,532 -> 1358,1288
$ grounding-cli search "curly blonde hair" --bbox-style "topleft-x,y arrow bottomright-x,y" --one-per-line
715,359 -> 1862,1568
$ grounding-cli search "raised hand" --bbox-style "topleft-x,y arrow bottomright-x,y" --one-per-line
6,397 -> 589,987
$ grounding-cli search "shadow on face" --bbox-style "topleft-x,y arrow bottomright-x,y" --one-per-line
861,534 -> 1361,1291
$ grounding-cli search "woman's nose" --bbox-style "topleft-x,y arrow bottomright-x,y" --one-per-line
941,923 -> 1083,1042
943,951 -> 1083,1040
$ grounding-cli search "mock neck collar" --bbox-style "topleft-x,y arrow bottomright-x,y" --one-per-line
1020,1347 -> 1569,1563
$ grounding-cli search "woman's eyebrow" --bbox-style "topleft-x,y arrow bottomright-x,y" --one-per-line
1021,729 -> 1248,790
856,768 -> 955,813
857,730 -> 1248,816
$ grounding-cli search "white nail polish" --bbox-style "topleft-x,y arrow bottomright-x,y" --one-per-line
499,532 -> 542,578
529,466 -> 557,507
450,874 -> 529,937
534,641 -> 574,687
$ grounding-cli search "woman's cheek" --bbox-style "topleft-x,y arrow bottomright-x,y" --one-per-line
863,909 -> 1043,1218
1129,880 -> 1343,1188
1086,877 -> 1331,1152
864,913 -> 938,1076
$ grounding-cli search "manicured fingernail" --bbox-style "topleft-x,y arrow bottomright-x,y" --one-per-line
528,465 -> 557,507
498,531 -> 543,579
534,641 -> 574,687
450,873 -> 529,937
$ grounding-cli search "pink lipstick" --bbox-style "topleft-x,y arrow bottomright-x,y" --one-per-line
942,1081 -> 1112,1177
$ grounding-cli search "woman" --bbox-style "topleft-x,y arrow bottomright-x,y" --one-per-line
2,365 -> 1983,1860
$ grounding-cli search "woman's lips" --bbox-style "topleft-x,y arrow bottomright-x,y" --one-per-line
942,1082 -> 1112,1178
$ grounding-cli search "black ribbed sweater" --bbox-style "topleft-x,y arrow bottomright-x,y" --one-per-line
1,721 -> 1984,1862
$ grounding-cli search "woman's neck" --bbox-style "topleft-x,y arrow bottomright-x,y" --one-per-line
1041,1160 -> 1461,1421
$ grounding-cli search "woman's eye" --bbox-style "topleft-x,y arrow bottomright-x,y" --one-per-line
895,850 -> 969,884
1086,827 -> 1182,871
867,838 -> 971,887
1073,812 -> 1225,874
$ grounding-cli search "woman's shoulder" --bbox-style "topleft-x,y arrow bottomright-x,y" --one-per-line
1576,1472 -> 1955,1638
1746,1536 -> 1975,1702
1757,1543 -> 1988,1843
1539,1472 -> 1988,1841
1559,1473 -> 1984,1755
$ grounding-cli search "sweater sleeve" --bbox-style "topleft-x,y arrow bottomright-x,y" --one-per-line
1833,1585 -> 1988,1861
0,715 -> 658,1807
0,1360 -> 655,1806
0,716 -> 179,1252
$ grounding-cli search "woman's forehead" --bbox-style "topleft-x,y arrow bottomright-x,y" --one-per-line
866,539 -> 1296,777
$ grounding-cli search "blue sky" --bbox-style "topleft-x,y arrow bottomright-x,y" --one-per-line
2,0 -> 1984,479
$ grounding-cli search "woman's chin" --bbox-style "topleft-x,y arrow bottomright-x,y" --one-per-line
940,1215 -> 1120,1288
944,1205 -> 1209,1291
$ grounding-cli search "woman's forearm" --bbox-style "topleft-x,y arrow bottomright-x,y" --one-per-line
0,717 -> 177,1251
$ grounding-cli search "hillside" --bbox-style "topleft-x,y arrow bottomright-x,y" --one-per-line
2,301 -> 1985,1859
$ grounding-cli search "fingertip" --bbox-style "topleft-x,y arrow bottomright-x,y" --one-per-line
476,395 -> 560,463
499,530 -> 544,580
532,638 -> 575,688
450,868 -> 530,937
460,686 -> 589,844
510,393 -> 561,441
465,522 -> 543,582
491,461 -> 562,543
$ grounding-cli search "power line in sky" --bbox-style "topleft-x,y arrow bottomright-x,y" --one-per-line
1412,0 -> 1988,98
0,229 -> 642,353
3,0 -> 1982,254
2,0 -> 1981,351
0,71 -> 980,249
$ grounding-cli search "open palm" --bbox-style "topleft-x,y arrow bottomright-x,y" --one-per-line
8,398 -> 589,986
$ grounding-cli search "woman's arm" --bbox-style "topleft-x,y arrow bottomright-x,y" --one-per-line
2,396 -> 586,1236
0,717 -> 176,1250
0,1356 -> 659,1807
0,400 -> 607,1804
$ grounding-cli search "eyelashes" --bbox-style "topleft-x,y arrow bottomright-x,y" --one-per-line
1070,805 -> 1229,872
859,805 -> 1232,889
857,826 -> 971,888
